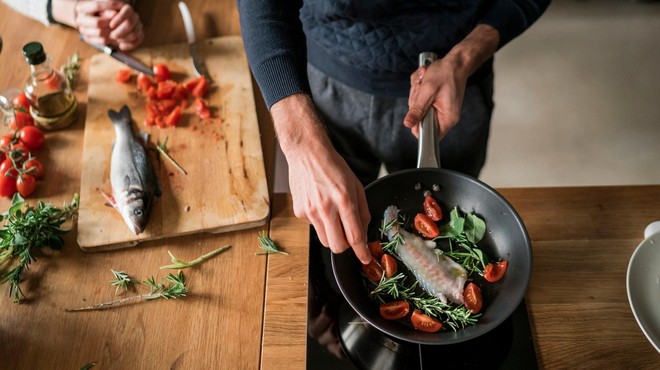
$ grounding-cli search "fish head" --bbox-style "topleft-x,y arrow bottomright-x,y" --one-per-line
118,189 -> 154,235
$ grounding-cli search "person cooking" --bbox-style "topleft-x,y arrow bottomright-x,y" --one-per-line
2,0 -> 143,51
237,0 -> 551,265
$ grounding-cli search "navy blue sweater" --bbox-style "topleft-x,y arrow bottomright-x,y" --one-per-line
237,0 -> 550,108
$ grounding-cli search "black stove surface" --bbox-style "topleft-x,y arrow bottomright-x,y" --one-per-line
305,228 -> 538,370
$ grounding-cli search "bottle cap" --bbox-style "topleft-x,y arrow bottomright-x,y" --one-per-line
22,42 -> 47,65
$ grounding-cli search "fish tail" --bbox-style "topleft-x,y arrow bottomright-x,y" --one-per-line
108,105 -> 132,127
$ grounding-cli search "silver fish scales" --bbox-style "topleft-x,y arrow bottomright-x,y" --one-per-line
107,105 -> 161,235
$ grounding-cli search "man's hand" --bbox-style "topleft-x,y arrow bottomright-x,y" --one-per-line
404,24 -> 500,138
271,94 -> 373,265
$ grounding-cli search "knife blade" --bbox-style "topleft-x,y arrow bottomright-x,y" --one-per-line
178,1 -> 211,81
86,41 -> 154,77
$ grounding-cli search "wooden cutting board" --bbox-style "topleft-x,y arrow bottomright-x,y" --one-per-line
77,36 -> 270,251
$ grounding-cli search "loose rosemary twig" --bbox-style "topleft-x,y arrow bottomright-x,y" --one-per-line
160,245 -> 232,269
370,273 -> 479,331
110,270 -> 137,295
256,232 -> 288,255
64,271 -> 188,312
156,136 -> 187,175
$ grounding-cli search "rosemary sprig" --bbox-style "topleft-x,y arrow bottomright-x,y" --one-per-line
160,245 -> 232,269
369,273 -> 480,331
64,271 -> 188,312
256,231 -> 288,255
110,270 -> 137,295
156,136 -> 187,175
0,193 -> 79,303
60,53 -> 80,88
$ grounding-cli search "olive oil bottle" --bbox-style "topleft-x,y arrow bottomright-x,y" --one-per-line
22,42 -> 78,130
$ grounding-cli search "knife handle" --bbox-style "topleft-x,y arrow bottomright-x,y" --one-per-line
178,2 -> 196,44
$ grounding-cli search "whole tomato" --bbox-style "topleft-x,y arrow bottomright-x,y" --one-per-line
24,158 -> 44,179
0,171 -> 17,198
19,126 -> 45,151
12,93 -> 31,111
152,63 -> 171,82
16,174 -> 37,197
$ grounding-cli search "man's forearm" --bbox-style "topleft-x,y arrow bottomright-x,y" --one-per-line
444,24 -> 500,80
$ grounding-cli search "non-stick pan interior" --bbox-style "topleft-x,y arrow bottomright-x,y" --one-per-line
331,168 -> 532,345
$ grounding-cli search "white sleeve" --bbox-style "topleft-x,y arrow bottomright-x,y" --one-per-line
2,0 -> 52,26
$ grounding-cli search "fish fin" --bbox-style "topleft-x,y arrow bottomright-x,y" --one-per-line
123,175 -> 131,191
138,132 -> 150,149
99,190 -> 118,210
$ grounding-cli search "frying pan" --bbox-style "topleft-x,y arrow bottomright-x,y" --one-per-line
330,52 -> 532,345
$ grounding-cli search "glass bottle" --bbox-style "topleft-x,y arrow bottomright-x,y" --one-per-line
22,42 -> 78,130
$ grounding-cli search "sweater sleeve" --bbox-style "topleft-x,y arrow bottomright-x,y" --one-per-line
479,0 -> 551,48
1,0 -> 51,26
236,0 -> 310,109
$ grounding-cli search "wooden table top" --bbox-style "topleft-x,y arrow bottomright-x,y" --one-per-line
2,2 -> 660,370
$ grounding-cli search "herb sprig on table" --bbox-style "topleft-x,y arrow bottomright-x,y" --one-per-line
65,271 -> 188,312
0,193 -> 79,303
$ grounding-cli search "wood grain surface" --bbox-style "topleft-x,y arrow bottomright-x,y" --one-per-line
78,36 -> 269,250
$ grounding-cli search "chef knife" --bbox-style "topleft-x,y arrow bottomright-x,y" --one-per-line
85,41 -> 155,77
178,1 -> 211,81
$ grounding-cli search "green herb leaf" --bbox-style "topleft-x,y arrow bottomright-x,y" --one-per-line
464,212 -> 486,244
256,232 -> 288,255
0,194 -> 79,303
110,270 -> 137,296
438,207 -> 464,238
79,362 -> 96,370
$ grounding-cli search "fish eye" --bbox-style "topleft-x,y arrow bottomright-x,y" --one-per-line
134,209 -> 143,217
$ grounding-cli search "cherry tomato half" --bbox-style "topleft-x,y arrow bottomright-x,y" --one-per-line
414,213 -> 439,238
164,106 -> 181,127
361,259 -> 384,282
463,282 -> 483,314
379,301 -> 410,320
16,174 -> 36,197
192,76 -> 208,98
410,309 -> 442,333
115,69 -> 132,83
368,240 -> 384,259
483,260 -> 508,283
137,72 -> 153,91
19,126 -> 45,151
381,254 -> 397,278
152,63 -> 171,82
194,98 -> 211,120
423,194 -> 443,221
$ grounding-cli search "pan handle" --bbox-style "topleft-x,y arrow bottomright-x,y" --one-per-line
416,52 -> 440,169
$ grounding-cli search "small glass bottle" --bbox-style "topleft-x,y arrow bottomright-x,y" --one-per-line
22,41 -> 78,130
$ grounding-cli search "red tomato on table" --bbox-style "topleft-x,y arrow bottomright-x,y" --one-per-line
152,63 -> 171,82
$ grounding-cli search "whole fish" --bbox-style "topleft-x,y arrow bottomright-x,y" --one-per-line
384,205 -> 467,305
107,105 -> 161,235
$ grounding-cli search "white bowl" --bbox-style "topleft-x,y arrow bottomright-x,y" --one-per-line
626,221 -> 660,353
